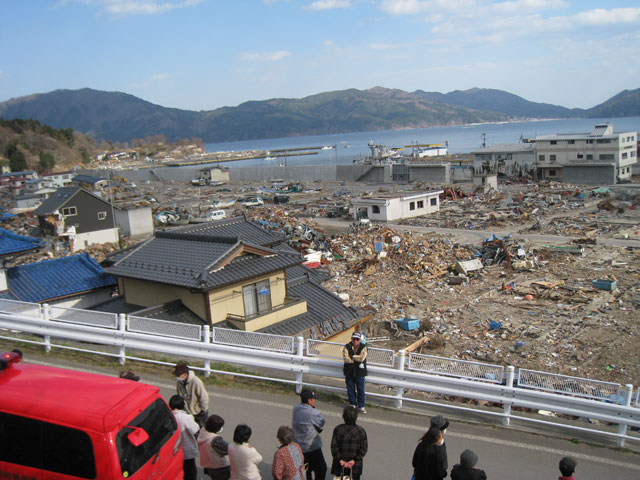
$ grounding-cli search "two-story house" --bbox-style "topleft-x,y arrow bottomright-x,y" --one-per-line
103,216 -> 362,340
33,187 -> 119,252
536,124 -> 637,183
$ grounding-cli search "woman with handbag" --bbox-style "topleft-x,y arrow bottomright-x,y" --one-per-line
330,406 -> 368,480
412,426 -> 447,480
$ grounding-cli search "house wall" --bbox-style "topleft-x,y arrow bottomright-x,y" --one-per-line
408,164 -> 450,183
58,190 -> 116,234
229,299 -> 308,332
119,278 -> 208,319
351,193 -> 441,222
71,228 -> 119,253
115,207 -> 153,238
49,289 -> 115,309
562,164 -> 617,185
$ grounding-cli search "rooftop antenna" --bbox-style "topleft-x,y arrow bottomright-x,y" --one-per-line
481,133 -> 486,148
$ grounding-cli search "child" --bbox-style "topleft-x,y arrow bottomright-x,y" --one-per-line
451,449 -> 487,480
170,395 -> 200,480
558,456 -> 577,480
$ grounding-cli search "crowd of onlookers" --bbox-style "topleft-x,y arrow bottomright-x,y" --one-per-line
164,358 -> 579,480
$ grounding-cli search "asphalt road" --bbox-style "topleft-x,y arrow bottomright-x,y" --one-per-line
6,352 -> 639,479
151,383 -> 640,480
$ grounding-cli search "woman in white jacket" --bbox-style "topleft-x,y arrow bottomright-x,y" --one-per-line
198,414 -> 231,480
228,424 -> 263,480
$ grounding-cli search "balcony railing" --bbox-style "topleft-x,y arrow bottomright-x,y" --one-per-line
226,296 -> 306,323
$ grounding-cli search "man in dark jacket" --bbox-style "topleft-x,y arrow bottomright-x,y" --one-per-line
330,406 -> 368,480
451,449 -> 487,480
342,332 -> 368,413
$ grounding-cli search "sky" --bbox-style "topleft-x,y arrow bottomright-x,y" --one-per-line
1,0 -> 639,111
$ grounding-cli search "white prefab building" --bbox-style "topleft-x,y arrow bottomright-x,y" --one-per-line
351,191 -> 443,222
535,124 -> 637,183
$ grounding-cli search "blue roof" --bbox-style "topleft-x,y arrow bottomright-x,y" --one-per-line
5,253 -> 116,303
0,228 -> 45,256
0,213 -> 17,222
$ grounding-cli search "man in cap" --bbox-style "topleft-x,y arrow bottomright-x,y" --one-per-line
450,449 -> 486,480
342,331 -> 368,413
292,389 -> 327,480
174,361 -> 209,428
430,415 -> 449,473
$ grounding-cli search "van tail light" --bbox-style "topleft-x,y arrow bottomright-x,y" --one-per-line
0,352 -> 20,370
173,435 -> 181,456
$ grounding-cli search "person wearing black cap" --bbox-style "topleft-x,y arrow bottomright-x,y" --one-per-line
451,449 -> 486,480
292,389 -> 327,480
342,331 -> 368,413
174,361 -> 209,428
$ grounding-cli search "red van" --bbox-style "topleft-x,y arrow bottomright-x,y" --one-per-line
0,352 -> 184,479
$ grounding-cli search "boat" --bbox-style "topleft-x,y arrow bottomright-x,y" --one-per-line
214,199 -> 236,208
405,143 -> 449,157
321,145 -> 333,150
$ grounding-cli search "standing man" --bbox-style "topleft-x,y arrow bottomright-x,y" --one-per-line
342,332 -> 368,413
292,389 -> 327,480
174,361 -> 209,428
169,395 -> 200,480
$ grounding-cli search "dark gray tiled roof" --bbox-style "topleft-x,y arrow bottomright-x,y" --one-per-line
33,187 -> 81,215
175,215 -> 286,247
105,230 -> 302,290
258,275 -> 361,337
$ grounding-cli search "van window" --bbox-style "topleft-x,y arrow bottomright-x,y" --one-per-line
116,398 -> 177,477
0,411 -> 96,478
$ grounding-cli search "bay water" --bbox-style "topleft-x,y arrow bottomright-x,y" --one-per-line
205,117 -> 640,167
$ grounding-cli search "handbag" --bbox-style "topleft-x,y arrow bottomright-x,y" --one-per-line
333,466 -> 353,480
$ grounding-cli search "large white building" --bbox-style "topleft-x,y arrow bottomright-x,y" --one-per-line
535,124 -> 637,182
351,191 -> 443,222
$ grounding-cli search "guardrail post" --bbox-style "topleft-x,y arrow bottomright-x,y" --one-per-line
503,366 -> 515,427
203,325 -> 211,377
295,336 -> 304,394
42,303 -> 51,353
617,384 -> 633,447
118,314 -> 127,366
395,350 -> 406,409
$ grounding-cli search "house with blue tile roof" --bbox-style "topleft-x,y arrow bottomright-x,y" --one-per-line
0,229 -> 45,258
33,187 -> 119,252
103,216 -> 362,339
0,253 -> 116,308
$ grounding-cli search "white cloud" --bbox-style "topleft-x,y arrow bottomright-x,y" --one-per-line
239,51 -> 292,62
60,0 -> 204,16
305,0 -> 351,11
130,73 -> 172,89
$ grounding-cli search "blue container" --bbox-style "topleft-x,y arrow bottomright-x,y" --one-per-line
395,318 -> 420,331
592,279 -> 616,291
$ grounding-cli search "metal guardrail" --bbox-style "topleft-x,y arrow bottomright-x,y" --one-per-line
306,339 -> 395,367
0,302 -> 639,447
50,305 -> 118,329
518,368 -> 622,402
0,299 -> 41,319
212,327 -> 294,353
128,315 -> 201,340
408,352 -> 505,384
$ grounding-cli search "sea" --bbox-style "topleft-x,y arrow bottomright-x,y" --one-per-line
204,117 -> 640,167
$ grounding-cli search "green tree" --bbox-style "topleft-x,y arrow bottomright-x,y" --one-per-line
79,148 -> 91,165
5,142 -> 27,172
38,152 -> 56,173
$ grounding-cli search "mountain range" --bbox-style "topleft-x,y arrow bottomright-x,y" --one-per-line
1,86 -> 638,144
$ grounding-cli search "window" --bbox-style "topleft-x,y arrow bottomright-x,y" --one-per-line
577,154 -> 583,159
0,411 -> 96,478
550,140 -> 557,145
568,140 -> 575,144
372,205 -> 380,214
242,279 -> 272,318
586,139 -> 594,144
98,211 -> 107,220
417,200 -> 424,209
586,154 -> 593,160
622,152 -> 628,159
550,155 -> 556,162
596,139 -> 611,144
549,169 -> 556,176
409,202 -> 415,211
116,398 -> 177,478
599,154 -> 614,160
538,155 -> 545,161
631,151 -> 636,157
61,206 -> 77,216
430,198 -> 437,206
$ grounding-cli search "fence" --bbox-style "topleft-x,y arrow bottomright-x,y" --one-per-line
0,301 -> 638,447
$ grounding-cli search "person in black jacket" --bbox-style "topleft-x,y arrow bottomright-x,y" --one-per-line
342,332 -> 368,413
451,450 -> 486,480
412,426 -> 447,480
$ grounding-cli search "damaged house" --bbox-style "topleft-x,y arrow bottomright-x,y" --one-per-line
102,216 -> 362,339
33,187 -> 119,253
